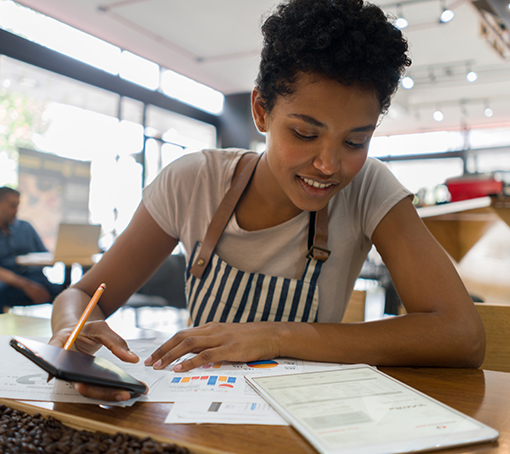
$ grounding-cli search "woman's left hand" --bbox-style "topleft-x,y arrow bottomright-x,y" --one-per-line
144,322 -> 283,372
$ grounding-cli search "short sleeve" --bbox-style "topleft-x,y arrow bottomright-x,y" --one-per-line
142,152 -> 205,240
345,158 -> 413,241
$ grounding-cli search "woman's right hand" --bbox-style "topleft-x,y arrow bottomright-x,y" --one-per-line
49,320 -> 140,402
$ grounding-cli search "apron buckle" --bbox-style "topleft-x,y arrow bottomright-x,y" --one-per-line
307,245 -> 331,261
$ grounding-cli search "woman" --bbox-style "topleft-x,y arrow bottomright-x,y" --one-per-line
51,0 -> 485,402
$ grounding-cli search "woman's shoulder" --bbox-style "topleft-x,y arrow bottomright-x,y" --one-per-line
348,157 -> 407,196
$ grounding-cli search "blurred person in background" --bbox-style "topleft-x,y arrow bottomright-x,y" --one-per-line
0,186 -> 63,312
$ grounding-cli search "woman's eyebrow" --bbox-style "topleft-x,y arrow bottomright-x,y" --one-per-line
287,113 -> 326,128
351,125 -> 376,133
288,113 -> 376,133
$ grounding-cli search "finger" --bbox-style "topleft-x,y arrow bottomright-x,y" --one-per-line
73,382 -> 132,402
88,324 -> 139,363
48,332 -> 70,348
144,325 -> 218,366
146,333 -> 215,369
143,330 -> 191,366
173,348 -> 222,372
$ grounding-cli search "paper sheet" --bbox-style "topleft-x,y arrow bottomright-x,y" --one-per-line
1,335 -> 347,425
164,399 -> 288,425
148,356 -> 344,402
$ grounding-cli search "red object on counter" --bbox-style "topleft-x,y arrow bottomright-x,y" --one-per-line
446,176 -> 503,202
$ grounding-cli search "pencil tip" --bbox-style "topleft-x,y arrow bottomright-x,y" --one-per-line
47,374 -> 54,383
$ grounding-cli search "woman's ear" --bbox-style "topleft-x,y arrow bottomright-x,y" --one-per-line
251,88 -> 268,133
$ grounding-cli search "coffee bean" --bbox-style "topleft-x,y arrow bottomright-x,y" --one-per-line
0,405 -> 189,453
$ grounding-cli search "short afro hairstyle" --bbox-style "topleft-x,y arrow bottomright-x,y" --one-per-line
255,0 -> 411,114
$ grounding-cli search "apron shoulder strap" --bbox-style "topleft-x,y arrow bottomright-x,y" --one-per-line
190,152 -> 261,278
307,206 -> 330,261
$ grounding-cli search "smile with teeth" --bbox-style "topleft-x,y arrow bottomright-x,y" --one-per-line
300,176 -> 334,189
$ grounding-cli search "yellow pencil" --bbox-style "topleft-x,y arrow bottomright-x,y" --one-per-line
63,283 -> 106,350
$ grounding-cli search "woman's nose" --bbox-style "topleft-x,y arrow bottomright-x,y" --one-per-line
312,146 -> 341,175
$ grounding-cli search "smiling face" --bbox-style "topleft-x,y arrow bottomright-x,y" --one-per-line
252,73 -> 381,216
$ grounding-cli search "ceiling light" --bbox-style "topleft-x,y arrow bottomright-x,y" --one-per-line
466,71 -> 478,82
433,109 -> 444,122
440,7 -> 455,23
484,100 -> 493,118
394,4 -> 408,29
401,76 -> 414,89
395,17 -> 409,29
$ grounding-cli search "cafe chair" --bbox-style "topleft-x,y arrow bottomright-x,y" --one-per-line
125,253 -> 187,327
475,302 -> 510,373
341,290 -> 366,323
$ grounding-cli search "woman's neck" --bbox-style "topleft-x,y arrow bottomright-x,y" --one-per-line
235,155 -> 302,231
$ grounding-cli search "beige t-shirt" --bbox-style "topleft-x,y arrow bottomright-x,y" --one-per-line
143,149 -> 412,323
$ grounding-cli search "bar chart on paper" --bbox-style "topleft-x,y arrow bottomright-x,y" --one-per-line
149,358 -> 332,401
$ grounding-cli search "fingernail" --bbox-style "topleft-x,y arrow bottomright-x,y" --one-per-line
144,355 -> 153,365
127,350 -> 138,358
153,360 -> 162,369
116,392 -> 130,402
173,363 -> 182,372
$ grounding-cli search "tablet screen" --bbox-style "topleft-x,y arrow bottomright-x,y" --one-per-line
247,365 -> 498,454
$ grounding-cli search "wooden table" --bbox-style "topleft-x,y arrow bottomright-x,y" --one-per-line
417,195 -> 510,262
2,314 -> 509,454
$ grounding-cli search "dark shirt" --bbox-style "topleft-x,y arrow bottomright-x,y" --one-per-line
0,219 -> 47,273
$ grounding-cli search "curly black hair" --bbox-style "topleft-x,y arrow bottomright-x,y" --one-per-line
255,0 -> 411,114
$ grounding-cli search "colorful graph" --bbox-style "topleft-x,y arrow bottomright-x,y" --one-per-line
171,375 -> 237,386
246,360 -> 278,369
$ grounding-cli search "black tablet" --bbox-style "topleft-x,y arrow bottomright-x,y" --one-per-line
10,337 -> 148,395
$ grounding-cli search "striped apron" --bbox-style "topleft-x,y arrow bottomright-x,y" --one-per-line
186,152 -> 330,326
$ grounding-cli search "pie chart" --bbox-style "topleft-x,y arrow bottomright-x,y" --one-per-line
246,360 -> 278,369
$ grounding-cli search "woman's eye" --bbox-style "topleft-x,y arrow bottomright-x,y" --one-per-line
346,140 -> 367,149
294,131 -> 317,141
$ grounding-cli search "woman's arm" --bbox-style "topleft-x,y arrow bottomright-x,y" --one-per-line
50,202 -> 178,363
146,197 -> 485,372
50,202 -> 178,401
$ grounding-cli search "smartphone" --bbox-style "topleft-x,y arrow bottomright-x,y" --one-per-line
10,337 -> 148,395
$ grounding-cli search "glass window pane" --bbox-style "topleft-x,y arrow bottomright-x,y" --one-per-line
387,158 -> 464,195
161,69 -> 224,115
0,0 -> 120,74
120,51 -> 159,90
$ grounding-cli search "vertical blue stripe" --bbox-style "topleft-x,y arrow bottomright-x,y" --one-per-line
207,376 -> 218,386
172,377 -> 181,383
274,279 -> 290,322
193,256 -> 223,326
246,274 -> 265,322
261,276 -> 277,321
288,280 -> 304,322
186,243 -> 200,298
204,264 -> 232,323
233,273 -> 255,322
301,260 -> 323,322
227,377 -> 236,383
219,270 -> 245,322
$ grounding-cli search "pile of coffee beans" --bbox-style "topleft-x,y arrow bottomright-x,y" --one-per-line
0,404 -> 190,453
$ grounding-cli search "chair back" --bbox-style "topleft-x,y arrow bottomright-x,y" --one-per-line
342,290 -> 366,323
475,303 -> 510,373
